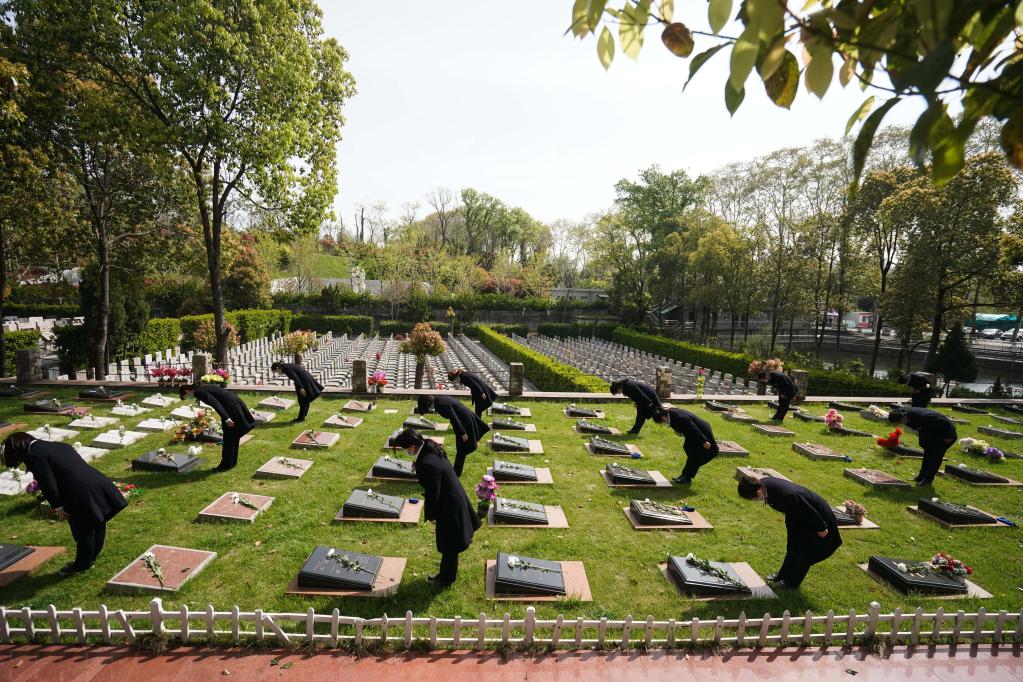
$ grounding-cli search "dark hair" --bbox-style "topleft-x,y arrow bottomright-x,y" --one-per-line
609,380 -> 624,395
1,432 -> 37,468
896,374 -> 908,385
391,428 -> 424,450
757,371 -> 769,380
653,408 -> 669,422
415,395 -> 435,415
447,369 -> 463,381
888,407 -> 908,424
271,361 -> 284,373
179,383 -> 197,401
737,476 -> 761,500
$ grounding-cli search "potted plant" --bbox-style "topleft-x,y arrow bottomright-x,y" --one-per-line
474,474 -> 497,520
398,322 -> 446,389
367,371 -> 388,400
273,330 -> 318,366
748,358 -> 783,395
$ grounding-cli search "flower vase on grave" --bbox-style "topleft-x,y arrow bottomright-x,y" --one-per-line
476,500 -> 490,521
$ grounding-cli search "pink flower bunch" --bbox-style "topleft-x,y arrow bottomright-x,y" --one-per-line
25,480 -> 39,495
368,371 -> 388,387
475,474 -> 498,502
824,408 -> 844,431
212,368 -> 230,380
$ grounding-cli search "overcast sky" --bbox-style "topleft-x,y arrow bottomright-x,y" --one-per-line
323,1 -> 924,226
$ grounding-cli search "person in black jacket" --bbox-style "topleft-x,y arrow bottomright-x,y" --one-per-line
416,395 -> 490,476
758,370 -> 798,421
738,475 -> 842,589
392,428 -> 480,587
887,406 -> 957,486
2,432 -> 127,575
271,361 -> 324,422
180,383 -> 256,471
898,372 -> 933,408
611,378 -> 661,434
654,407 -> 719,484
448,369 -> 497,417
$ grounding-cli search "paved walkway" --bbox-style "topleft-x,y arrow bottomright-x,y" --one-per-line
0,644 -> 1020,681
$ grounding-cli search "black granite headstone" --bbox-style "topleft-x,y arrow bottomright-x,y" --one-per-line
371,455 -> 418,480
666,555 -> 752,595
703,401 -> 732,412
606,462 -> 655,484
196,430 -> 224,444
493,459 -> 538,482
131,450 -> 201,473
888,444 -> 926,457
78,386 -> 126,399
493,497 -> 548,525
918,498 -> 995,525
952,404 -> 989,414
490,433 -> 531,452
834,426 -> 875,437
565,405 -> 598,417
341,489 -> 404,519
403,416 -> 440,430
494,552 -> 565,595
492,418 -> 529,431
0,385 -> 26,398
297,546 -> 382,590
868,555 -> 968,595
24,399 -> 67,413
0,544 -> 34,572
490,402 -> 523,415
629,499 -> 692,525
576,419 -> 612,434
832,510 -> 862,526
385,429 -> 403,448
794,411 -> 826,422
943,464 -> 1009,484
590,436 -> 631,456
828,401 -> 863,411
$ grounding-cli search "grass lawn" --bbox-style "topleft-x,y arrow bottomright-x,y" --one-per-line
2,389 -> 1021,626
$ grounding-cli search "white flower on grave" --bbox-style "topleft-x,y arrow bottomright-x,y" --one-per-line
188,445 -> 202,456
507,555 -> 521,569
896,562 -> 908,573
931,497 -> 939,502
685,552 -> 696,561
142,551 -> 156,561
116,399 -> 123,407
73,442 -> 82,450
231,493 -> 240,504
157,448 -> 167,456
326,548 -> 336,559
366,488 -> 373,496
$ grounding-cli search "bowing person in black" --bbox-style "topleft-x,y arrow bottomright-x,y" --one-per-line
416,395 -> 490,476
610,378 -> 661,434
758,370 -> 797,421
738,475 -> 842,589
180,383 -> 256,471
654,408 -> 718,484
448,369 -> 497,417
898,372 -> 933,408
887,406 -> 957,486
2,432 -> 127,575
271,361 -> 324,422
392,428 -> 480,587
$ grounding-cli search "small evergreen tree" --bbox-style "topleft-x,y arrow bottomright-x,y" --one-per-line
927,324 -> 977,392
223,241 -> 271,310
80,262 -> 148,370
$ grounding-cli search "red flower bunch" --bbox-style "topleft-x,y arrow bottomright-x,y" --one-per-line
877,428 -> 902,448
931,551 -> 972,576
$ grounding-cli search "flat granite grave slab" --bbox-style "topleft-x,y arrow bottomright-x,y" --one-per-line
92,430 -> 147,449
703,401 -> 733,412
573,422 -> 621,436
659,561 -> 776,602
68,415 -> 119,430
132,449 -> 203,474
882,444 -> 928,458
490,420 -> 537,432
0,388 -> 46,400
562,407 -> 604,419
831,506 -> 880,530
585,441 -> 641,458
735,467 -> 791,482
197,492 -> 275,523
624,507 -> 712,531
402,417 -> 449,431
0,546 -> 65,588
171,405 -> 206,420
859,560 -> 990,599
365,455 -> 419,482
716,440 -> 749,457
285,557 -> 406,598
723,411 -> 761,424
752,424 -> 795,437
384,432 -> 444,450
992,414 -> 1023,425
254,456 -> 313,479
793,442 -> 850,461
487,504 -> 569,529
333,498 -> 422,524
79,390 -> 133,402
484,559 -> 591,602
906,503 -> 1010,529
324,414 -> 364,429
951,404 -> 990,415
341,400 -> 376,412
250,410 -> 276,424
71,444 -> 109,463
600,468 -> 672,488
828,401 -> 864,411
978,425 -> 1023,440
141,394 -> 178,408
290,430 -> 340,450
487,466 -> 553,484
488,404 -> 532,418
0,422 -> 26,438
489,435 -> 544,454
794,411 -> 826,423
111,404 -> 152,417
135,417 -> 182,433
27,426 -> 79,442
258,396 -> 295,411
106,545 -> 216,594
844,468 -> 911,489
939,463 -> 1022,486
0,470 -> 34,496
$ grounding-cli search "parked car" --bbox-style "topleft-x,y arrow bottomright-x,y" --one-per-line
1000,329 -> 1020,342
979,328 -> 1003,339
963,326 -> 976,336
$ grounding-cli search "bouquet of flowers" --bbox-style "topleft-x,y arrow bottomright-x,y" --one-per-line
824,408 -> 844,431
983,446 -> 1005,462
929,551 -> 973,580
877,428 -> 902,448
866,405 -> 888,419
25,479 -> 40,497
273,330 -> 318,358
368,371 -> 388,393
696,370 -> 705,399
843,499 -> 867,520
150,366 -> 177,383
200,368 -> 231,386
475,474 -> 498,506
171,409 -> 221,443
748,358 -> 784,377
114,481 -> 142,498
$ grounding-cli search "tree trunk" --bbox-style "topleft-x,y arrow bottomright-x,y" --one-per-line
869,315 -> 883,377
94,233 -> 110,381
925,291 -> 945,364
414,359 -> 425,389
0,230 -> 7,378
786,317 -> 795,352
293,353 -> 303,366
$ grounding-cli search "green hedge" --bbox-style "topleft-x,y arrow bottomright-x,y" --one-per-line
475,324 -> 608,392
181,309 -> 292,347
4,302 -> 80,318
537,321 -> 616,340
613,327 -> 904,397
378,320 -> 450,336
464,322 -> 529,337
125,318 -> 182,358
3,329 -> 42,375
54,325 -> 91,369
293,314 -> 373,336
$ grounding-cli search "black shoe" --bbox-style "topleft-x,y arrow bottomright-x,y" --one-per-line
628,429 -> 641,435
292,418 -> 305,423
764,573 -> 782,583
916,479 -> 932,487
671,475 -> 692,485
59,562 -> 91,575
774,579 -> 797,590
427,574 -> 454,588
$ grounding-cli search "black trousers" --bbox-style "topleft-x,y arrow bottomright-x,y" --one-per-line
438,551 -> 459,582
452,438 -> 477,477
296,398 -> 312,421
910,389 -> 932,408
778,529 -> 839,587
473,397 -> 492,418
772,395 -> 793,421
219,427 -> 242,470
69,518 -> 107,569
680,441 -> 718,479
630,408 -> 654,434
917,437 -> 951,483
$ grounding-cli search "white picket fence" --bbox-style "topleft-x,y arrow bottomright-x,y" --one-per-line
1,600 -> 1021,649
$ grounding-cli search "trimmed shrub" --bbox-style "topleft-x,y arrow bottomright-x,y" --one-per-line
3,329 -> 42,375
4,302 -> 80,318
378,320 -> 450,336
125,318 -> 182,358
53,325 -> 91,370
475,324 -> 608,392
181,309 -> 291,349
537,321 -> 616,340
463,322 -> 528,337
292,314 -> 373,336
